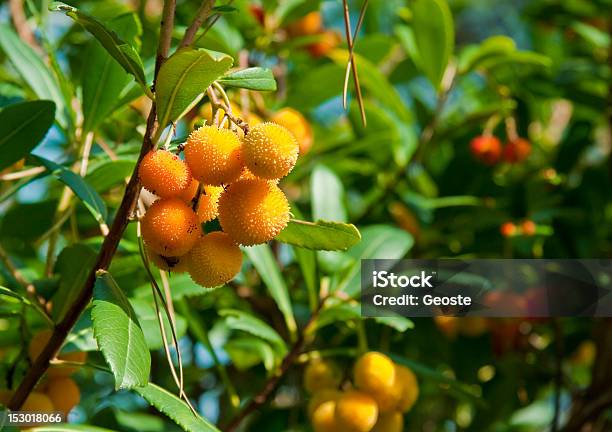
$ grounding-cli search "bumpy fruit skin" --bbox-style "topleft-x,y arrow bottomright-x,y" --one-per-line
311,399 -> 339,432
354,352 -> 396,402
304,359 -> 341,394
395,365 -> 419,413
242,122 -> 299,180
335,390 -> 379,432
178,180 -> 224,223
308,389 -> 341,419
138,150 -> 192,198
187,232 -> 242,288
218,179 -> 290,245
46,377 -> 80,415
271,108 -> 313,155
503,138 -> 531,163
147,248 -> 189,273
185,125 -> 243,185
372,411 -> 404,432
470,136 -> 502,165
141,198 -> 201,256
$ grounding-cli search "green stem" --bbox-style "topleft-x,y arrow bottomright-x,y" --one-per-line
175,299 -> 240,410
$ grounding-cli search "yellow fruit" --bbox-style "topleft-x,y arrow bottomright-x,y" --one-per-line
178,180 -> 224,223
242,122 -> 299,180
395,365 -> 419,413
304,359 -> 341,394
185,125 -> 243,185
308,389 -> 342,419
187,232 -> 242,288
286,11 -> 322,37
141,198 -> 201,256
218,179 -> 290,245
354,352 -> 396,403
308,31 -> 340,58
312,399 -> 338,432
178,178 -> 201,203
372,411 -> 403,432
271,108 -> 313,155
46,377 -> 80,415
22,392 -> 54,411
147,248 -> 189,273
28,329 -> 54,362
200,101 -> 242,128
434,316 -> 459,339
459,317 -> 488,337
335,390 -> 378,432
29,330 -> 89,377
138,150 -> 192,198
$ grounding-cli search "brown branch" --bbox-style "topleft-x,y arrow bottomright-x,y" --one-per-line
180,0 -> 215,48
223,299 -> 328,432
7,0 -> 178,410
8,0 -> 40,51
562,319 -> 612,431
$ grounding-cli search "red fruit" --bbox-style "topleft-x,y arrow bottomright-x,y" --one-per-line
521,220 -> 537,236
249,5 -> 265,26
500,222 -> 517,237
503,138 -> 531,163
470,136 -> 502,165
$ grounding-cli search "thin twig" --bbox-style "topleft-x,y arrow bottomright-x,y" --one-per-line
8,0 -> 40,51
341,0 -> 367,126
552,319 -> 563,432
223,298 -> 329,432
0,244 -> 52,324
180,0 -> 215,48
7,0 -> 178,410
0,166 -> 45,181
176,299 -> 241,410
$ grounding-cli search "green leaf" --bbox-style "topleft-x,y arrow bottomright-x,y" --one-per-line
311,165 -> 347,222
0,25 -> 69,128
32,155 -> 108,227
131,298 -> 187,350
156,48 -> 233,130
226,337 -> 276,372
85,159 -> 135,193
243,244 -> 297,339
219,309 -> 287,353
373,316 -> 414,332
335,225 -> 414,297
0,101 -> 55,171
50,2 -> 149,96
92,271 -> 151,389
52,244 -> 98,322
276,219 -> 361,251
217,67 -> 277,91
82,13 -> 143,132
405,0 -> 454,89
458,35 -> 517,74
133,383 -> 220,432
